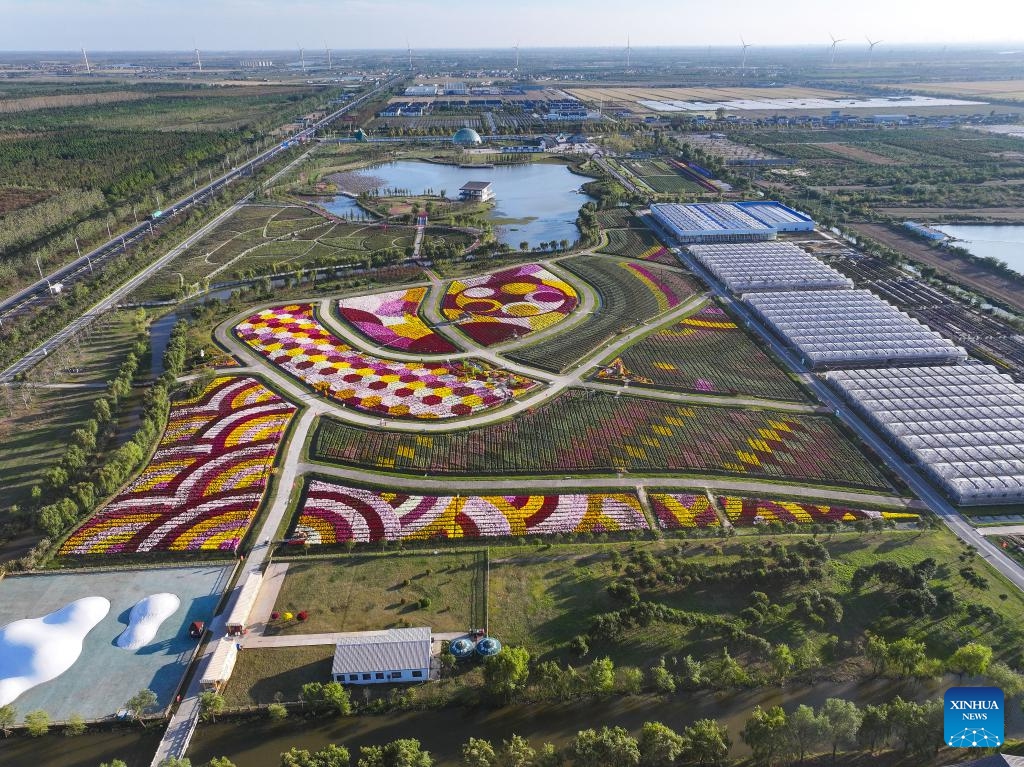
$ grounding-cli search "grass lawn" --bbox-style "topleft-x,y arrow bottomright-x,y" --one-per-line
28,309 -> 144,385
487,529 -> 1024,668
223,645 -> 335,707
271,551 -> 482,635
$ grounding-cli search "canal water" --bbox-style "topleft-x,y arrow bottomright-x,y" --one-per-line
323,160 -> 594,249
933,223 -> 1024,276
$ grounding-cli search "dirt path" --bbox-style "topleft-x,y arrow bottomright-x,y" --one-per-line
848,222 -> 1024,313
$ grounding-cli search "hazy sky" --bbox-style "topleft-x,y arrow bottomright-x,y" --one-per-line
1,0 -> 1022,51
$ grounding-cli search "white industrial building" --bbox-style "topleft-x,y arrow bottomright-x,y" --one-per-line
332,627 -> 432,685
651,201 -> 814,244
742,289 -> 968,369
688,242 -> 854,293
826,365 -> 1024,505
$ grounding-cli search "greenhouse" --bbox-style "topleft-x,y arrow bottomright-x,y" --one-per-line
742,289 -> 967,369
826,365 -> 1024,505
688,242 -> 854,292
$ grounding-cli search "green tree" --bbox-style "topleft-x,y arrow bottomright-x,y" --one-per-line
267,702 -> 289,721
357,738 -> 431,767
126,688 -> 158,721
770,644 -> 795,682
498,735 -> 536,767
99,762 -> 128,767
786,704 -> 825,764
741,705 -> 788,767
618,667 -> 643,695
820,698 -> 862,764
208,759 -> 237,767
199,691 -> 226,722
301,682 -> 352,716
462,737 -> 496,767
681,719 -> 730,767
947,643 -> 993,679
569,726 -> 640,767
587,657 -> 615,695
158,759 -> 192,767
648,660 -> 676,694
64,712 -> 87,736
24,709 -> 50,737
638,721 -> 686,767
484,647 -> 531,700
0,704 -> 16,737
856,703 -> 891,753
887,637 -> 926,677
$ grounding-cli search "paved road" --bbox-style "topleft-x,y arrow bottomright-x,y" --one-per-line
977,525 -> 1024,537
1,198 -> 251,383
646,218 -> 1024,592
0,77 -> 400,324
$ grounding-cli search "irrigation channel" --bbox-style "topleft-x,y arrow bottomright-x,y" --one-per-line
5,674 -> 1021,767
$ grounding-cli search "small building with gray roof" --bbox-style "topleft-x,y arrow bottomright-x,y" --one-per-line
332,627 -> 432,685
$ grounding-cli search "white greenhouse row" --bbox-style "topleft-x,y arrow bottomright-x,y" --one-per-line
826,365 -> 1024,505
742,290 -> 967,369
688,242 -> 854,292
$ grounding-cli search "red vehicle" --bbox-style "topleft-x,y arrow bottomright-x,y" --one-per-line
189,620 -> 205,639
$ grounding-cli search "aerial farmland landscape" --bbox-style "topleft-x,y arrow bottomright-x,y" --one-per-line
2,2 -> 1024,766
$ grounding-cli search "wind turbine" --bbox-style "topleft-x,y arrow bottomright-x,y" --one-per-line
81,46 -> 91,74
626,34 -> 632,71
298,45 -> 306,73
866,36 -> 882,67
194,46 -> 202,72
406,38 -> 413,71
740,36 -> 752,71
514,41 -> 519,73
325,41 -> 332,70
829,33 -> 845,65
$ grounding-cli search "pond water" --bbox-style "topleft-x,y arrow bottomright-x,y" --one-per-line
323,160 -> 594,249
933,224 -> 1024,276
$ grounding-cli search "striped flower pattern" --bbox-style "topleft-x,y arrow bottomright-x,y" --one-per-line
718,496 -> 919,526
59,377 -> 295,555
649,493 -> 721,529
235,303 -> 537,419
293,481 -> 648,544
337,288 -> 457,354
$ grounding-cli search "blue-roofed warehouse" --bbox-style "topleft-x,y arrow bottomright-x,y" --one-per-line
651,201 -> 814,243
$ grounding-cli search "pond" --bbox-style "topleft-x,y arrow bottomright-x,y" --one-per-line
933,224 -> 1024,276
322,160 -> 594,249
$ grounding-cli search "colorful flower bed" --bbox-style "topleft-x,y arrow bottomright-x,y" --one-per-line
313,389 -> 893,490
59,377 -> 295,555
649,493 -> 721,529
718,496 -> 919,527
608,304 -> 808,402
507,256 -> 699,373
293,480 -> 647,543
597,228 -> 676,265
442,264 -> 578,346
235,304 -> 537,419
337,288 -> 457,354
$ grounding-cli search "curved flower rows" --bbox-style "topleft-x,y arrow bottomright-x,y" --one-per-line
60,377 -> 295,555
650,493 -> 721,529
442,264 -> 578,346
718,496 -> 919,527
292,480 -> 648,544
235,303 -> 537,419
337,288 -> 457,354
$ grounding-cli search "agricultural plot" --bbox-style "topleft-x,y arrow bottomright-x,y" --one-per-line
441,264 -> 579,346
235,303 -> 538,419
649,493 -> 721,529
619,158 -> 709,195
506,256 -> 700,372
337,287 -> 457,354
596,228 -> 676,265
313,388 -> 893,491
719,496 -> 919,526
292,480 -> 647,544
132,205 -> 419,302
59,376 -> 295,556
601,303 -> 809,402
596,208 -> 644,230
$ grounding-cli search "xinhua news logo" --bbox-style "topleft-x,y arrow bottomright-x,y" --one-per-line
944,686 -> 1004,748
